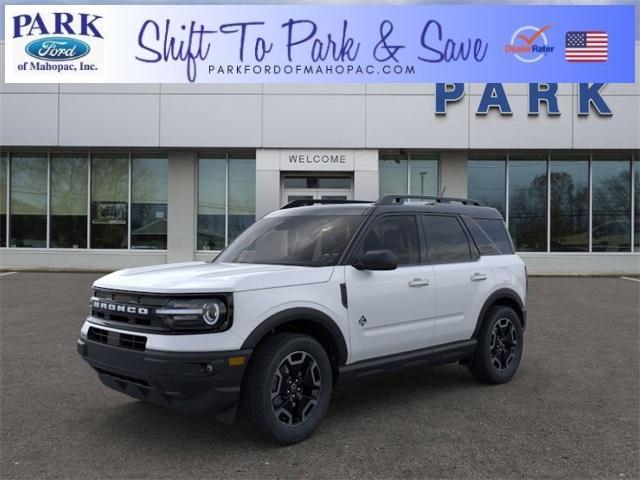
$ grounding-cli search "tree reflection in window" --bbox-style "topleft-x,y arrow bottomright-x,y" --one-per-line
508,156 -> 547,252
592,156 -> 631,252
550,156 -> 589,252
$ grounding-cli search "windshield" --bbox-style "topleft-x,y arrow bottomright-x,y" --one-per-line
216,214 -> 364,267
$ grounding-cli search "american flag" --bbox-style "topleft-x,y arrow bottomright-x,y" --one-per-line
565,31 -> 608,62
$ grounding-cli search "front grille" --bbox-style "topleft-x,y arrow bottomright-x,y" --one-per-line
88,326 -> 147,351
90,289 -> 169,331
119,333 -> 147,351
87,326 -> 108,344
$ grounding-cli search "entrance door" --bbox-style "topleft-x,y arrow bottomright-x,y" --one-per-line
282,176 -> 353,205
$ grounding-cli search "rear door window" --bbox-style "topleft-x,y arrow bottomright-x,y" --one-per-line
422,215 -> 473,264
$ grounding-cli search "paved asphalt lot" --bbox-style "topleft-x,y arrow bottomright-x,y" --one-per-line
1,273 -> 638,480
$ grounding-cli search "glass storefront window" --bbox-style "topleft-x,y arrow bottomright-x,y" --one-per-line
228,156 -> 256,243
10,155 -> 47,248
409,155 -> 438,196
467,156 -> 506,218
91,155 -> 128,249
379,151 -> 438,197
508,154 -> 548,252
198,157 -> 226,250
50,155 -> 88,248
635,156 -> 639,251
549,155 -> 589,252
198,155 -> 256,250
131,156 -> 168,249
379,152 -> 408,196
0,155 -> 7,247
592,154 -> 631,252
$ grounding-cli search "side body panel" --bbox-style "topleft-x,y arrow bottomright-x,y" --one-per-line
232,266 -> 350,357
431,257 -> 495,345
482,254 -> 528,307
345,264 -> 436,363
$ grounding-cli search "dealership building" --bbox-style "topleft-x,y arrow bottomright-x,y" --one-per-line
0,41 -> 638,274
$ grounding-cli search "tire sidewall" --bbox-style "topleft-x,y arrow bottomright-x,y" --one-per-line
256,336 -> 332,444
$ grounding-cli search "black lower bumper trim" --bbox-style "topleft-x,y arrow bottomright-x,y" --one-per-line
77,337 -> 251,418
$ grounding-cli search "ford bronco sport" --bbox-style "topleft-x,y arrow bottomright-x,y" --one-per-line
77,195 -> 527,444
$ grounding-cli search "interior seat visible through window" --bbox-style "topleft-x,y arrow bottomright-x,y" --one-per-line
360,216 -> 420,265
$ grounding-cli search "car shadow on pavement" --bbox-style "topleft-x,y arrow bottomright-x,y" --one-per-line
90,364 -> 482,447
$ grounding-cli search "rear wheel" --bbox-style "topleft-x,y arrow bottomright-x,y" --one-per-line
240,333 -> 332,444
468,306 -> 523,384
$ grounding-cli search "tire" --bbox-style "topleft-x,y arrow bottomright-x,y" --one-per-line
468,306 -> 524,384
240,333 -> 332,445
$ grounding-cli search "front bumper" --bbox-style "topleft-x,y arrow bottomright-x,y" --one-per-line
77,336 -> 252,420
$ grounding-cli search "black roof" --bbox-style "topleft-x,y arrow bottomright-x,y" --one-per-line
276,195 -> 503,220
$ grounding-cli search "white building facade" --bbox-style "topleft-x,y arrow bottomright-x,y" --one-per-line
1,42 -> 639,274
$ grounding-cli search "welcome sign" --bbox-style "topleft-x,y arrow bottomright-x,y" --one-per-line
3,4 -> 636,83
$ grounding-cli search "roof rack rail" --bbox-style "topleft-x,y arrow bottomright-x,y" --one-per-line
377,195 -> 484,206
281,199 -> 373,209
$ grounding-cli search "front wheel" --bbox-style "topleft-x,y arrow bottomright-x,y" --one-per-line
240,333 -> 332,445
468,306 -> 524,384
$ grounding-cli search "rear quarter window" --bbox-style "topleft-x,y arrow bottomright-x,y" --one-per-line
462,217 -> 500,256
475,218 -> 515,254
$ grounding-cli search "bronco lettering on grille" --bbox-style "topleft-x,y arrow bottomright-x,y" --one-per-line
92,300 -> 149,316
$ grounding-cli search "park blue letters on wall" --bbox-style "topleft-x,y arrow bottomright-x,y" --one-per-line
434,83 -> 612,116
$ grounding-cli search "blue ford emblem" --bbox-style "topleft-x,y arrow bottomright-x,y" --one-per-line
25,37 -> 90,61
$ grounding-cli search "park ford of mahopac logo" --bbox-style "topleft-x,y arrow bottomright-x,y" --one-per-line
12,12 -> 103,73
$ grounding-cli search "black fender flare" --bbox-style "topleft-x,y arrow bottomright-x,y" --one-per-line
472,288 -> 526,338
241,307 -> 349,366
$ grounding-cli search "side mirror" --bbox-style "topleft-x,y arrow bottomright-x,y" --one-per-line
353,249 -> 398,271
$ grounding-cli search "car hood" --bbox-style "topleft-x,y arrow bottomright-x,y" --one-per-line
93,261 -> 335,294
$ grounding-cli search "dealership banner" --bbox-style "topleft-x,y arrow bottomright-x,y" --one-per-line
3,4 -> 636,83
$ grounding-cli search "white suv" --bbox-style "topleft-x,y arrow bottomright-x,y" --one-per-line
78,195 -> 527,444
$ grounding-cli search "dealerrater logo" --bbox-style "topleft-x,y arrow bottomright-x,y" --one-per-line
12,12 -> 103,72
505,25 -> 554,63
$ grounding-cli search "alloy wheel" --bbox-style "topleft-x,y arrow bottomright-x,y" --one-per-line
271,351 -> 322,426
490,317 -> 518,370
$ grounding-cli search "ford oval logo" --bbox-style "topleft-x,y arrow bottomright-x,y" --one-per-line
25,37 -> 90,62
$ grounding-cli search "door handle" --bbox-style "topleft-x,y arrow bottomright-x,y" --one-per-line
470,272 -> 488,282
408,278 -> 430,288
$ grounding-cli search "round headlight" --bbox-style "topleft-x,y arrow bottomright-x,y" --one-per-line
202,300 -> 226,326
